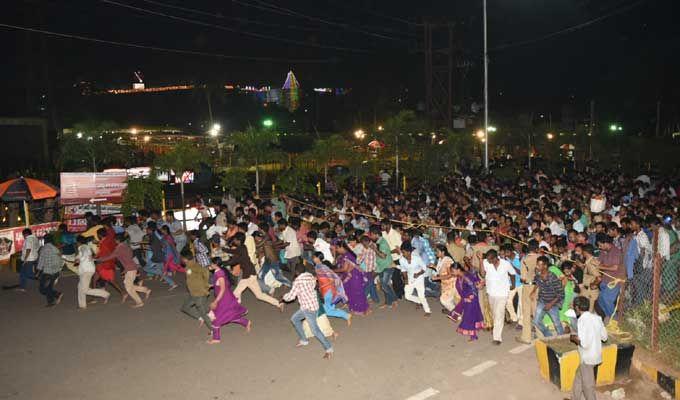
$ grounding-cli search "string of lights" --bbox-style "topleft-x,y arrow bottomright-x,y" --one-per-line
99,0 -> 372,53
0,22 -> 334,63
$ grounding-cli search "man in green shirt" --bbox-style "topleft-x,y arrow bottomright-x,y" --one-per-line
370,225 -> 398,309
180,250 -> 212,330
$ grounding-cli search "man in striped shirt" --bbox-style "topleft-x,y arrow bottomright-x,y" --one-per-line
283,272 -> 334,359
531,256 -> 565,337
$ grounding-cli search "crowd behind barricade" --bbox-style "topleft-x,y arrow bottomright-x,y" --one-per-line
4,169 -> 680,372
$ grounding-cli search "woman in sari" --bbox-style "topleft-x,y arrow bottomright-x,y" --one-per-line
207,259 -> 251,344
313,252 -> 351,325
333,240 -> 369,315
449,263 -> 485,341
431,244 -> 458,313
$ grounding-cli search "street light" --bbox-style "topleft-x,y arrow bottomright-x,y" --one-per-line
262,118 -> 274,128
475,130 -> 485,140
209,123 -> 221,137
377,125 -> 384,131
354,129 -> 366,140
130,128 -> 137,135
76,132 -> 83,139
488,126 -> 497,132
546,133 -> 555,140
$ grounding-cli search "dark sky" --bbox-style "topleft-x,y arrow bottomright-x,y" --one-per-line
2,0 -> 679,121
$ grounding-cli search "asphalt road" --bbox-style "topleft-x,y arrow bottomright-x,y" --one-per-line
0,269 -> 651,400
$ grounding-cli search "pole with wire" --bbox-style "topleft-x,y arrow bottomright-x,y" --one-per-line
483,0 -> 489,172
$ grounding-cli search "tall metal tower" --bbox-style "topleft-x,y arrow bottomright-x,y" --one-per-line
423,20 -> 455,129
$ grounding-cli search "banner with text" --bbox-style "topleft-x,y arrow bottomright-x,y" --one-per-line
60,172 -> 127,205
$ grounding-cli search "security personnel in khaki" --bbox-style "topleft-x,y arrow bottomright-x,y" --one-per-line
580,244 -> 602,311
518,240 -> 540,344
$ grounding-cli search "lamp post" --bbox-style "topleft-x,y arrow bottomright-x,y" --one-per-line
483,0 -> 489,172
209,123 -> 222,159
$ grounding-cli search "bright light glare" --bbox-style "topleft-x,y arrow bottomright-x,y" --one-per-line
354,129 -> 366,139
488,126 -> 497,132
76,132 -> 83,139
262,119 -> 273,128
377,125 -> 384,131
546,133 -> 555,140
143,135 -> 151,142
130,128 -> 138,135
475,130 -> 485,139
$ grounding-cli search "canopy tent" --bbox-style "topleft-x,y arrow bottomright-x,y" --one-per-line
0,177 -> 59,226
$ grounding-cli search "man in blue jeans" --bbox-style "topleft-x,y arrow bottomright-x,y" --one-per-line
16,228 -> 40,291
369,226 -> 398,309
531,256 -> 565,337
283,271 -> 334,359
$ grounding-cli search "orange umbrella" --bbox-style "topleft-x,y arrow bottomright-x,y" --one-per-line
0,177 -> 59,201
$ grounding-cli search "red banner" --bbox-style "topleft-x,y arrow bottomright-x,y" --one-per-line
0,222 -> 60,262
60,172 -> 127,205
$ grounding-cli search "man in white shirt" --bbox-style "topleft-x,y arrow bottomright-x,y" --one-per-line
570,296 -> 608,400
17,228 -> 40,291
278,219 -> 302,277
482,249 -> 516,344
398,242 -> 431,317
164,211 -> 187,253
125,216 -> 146,266
307,231 -> 334,263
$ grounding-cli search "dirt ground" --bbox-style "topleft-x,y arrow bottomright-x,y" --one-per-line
0,269 -> 664,400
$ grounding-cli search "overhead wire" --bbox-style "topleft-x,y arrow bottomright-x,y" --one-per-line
491,0 -> 647,51
326,0 -> 421,27
0,22 -> 333,63
98,0 -> 372,53
136,0 -> 338,34
231,0 -> 409,42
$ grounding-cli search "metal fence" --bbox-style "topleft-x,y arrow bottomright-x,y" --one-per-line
620,235 -> 680,371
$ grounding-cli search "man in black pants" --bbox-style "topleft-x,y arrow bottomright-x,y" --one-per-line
37,235 -> 65,307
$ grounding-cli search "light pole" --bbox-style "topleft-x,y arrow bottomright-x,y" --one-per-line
483,0 -> 489,172
209,123 -> 222,160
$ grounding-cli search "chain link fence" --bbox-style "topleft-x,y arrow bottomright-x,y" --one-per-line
620,241 -> 680,371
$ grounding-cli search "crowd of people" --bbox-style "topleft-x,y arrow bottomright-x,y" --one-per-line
7,170 -> 680,367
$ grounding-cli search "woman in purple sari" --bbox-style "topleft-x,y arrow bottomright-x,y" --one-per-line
333,240 -> 369,315
206,260 -> 251,344
449,263 -> 485,341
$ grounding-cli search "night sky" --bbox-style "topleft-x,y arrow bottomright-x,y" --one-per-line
2,0 -> 679,123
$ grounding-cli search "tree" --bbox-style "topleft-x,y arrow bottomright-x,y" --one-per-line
379,110 -> 429,190
305,134 -> 350,183
121,175 -> 163,216
276,168 -> 316,195
155,142 -> 204,230
59,120 -> 132,172
228,126 -> 283,196
219,168 -> 250,198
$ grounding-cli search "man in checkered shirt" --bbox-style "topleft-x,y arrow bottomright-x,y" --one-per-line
189,230 -> 211,268
283,272 -> 334,359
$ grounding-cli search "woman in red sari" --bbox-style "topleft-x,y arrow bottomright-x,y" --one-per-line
94,226 -> 123,297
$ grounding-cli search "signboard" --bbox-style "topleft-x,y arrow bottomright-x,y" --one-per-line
60,172 -> 127,205
0,222 -> 60,262
63,204 -> 123,232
